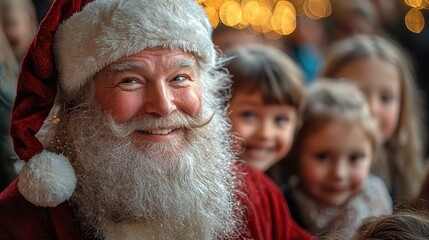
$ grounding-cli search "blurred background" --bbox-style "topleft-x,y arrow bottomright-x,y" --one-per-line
201,0 -> 429,84
199,0 -> 429,134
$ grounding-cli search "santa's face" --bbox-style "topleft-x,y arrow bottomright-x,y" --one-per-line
66,47 -> 240,239
94,47 -> 202,151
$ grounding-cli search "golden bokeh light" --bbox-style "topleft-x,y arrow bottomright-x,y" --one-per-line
303,0 -> 331,19
204,6 -> 220,28
404,0 -> 423,8
199,0 -> 428,35
417,0 -> 429,8
251,5 -> 271,26
219,1 -> 243,26
406,0 -> 429,8
405,8 -> 425,33
264,30 -> 283,40
242,1 -> 261,25
203,0 -> 225,10
271,1 -> 296,35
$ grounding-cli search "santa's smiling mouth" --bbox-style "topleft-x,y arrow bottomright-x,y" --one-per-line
133,128 -> 181,141
138,128 -> 176,135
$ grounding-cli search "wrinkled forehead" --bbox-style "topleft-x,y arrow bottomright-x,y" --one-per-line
101,48 -> 201,76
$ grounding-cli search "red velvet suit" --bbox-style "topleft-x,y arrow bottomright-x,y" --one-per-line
0,163 -> 312,240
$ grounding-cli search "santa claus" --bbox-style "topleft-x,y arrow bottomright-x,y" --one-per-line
0,0 -> 312,239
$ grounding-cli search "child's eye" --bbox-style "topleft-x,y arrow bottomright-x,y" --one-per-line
275,116 -> 289,124
315,152 -> 330,161
380,94 -> 395,105
350,153 -> 365,163
240,111 -> 256,120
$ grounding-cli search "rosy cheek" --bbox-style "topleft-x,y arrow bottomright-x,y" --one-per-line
96,91 -> 142,124
233,124 -> 251,142
300,161 -> 320,187
303,171 -> 319,187
280,133 -> 294,152
351,172 -> 368,192
388,109 -> 400,129
175,88 -> 201,117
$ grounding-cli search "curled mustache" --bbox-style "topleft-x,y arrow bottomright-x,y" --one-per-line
108,111 -> 215,138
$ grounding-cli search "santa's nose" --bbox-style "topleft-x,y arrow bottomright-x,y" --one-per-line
142,81 -> 177,116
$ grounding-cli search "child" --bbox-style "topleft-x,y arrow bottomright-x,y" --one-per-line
320,34 -> 426,201
285,80 -> 392,237
0,0 -> 38,62
224,44 -> 306,176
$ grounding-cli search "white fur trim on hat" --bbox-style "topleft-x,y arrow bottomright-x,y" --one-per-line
54,0 -> 215,98
18,150 -> 77,207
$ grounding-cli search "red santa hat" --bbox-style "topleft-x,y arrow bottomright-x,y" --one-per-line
11,0 -> 215,207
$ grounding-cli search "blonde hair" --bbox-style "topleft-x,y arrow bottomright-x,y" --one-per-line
286,80 -> 380,177
320,35 -> 426,200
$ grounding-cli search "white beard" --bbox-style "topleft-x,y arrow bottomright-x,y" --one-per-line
64,99 -> 243,240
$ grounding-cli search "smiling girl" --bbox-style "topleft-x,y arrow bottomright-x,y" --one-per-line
225,44 -> 306,175
284,80 -> 392,237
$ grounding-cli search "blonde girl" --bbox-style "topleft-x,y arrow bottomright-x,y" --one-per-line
320,34 -> 426,201
284,80 -> 392,237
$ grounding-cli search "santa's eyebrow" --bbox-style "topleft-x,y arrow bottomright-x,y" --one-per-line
168,57 -> 198,71
107,56 -> 198,74
109,61 -> 146,72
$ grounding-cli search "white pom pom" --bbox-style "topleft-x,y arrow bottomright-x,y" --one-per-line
18,150 -> 77,207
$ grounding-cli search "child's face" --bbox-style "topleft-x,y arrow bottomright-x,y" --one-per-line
334,58 -> 401,141
1,4 -> 35,60
299,121 -> 372,206
229,91 -> 298,171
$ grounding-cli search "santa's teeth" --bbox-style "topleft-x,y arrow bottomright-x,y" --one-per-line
142,129 -> 173,135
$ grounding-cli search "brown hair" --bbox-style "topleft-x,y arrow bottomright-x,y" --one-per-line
353,210 -> 429,240
419,172 -> 429,202
225,44 -> 305,116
